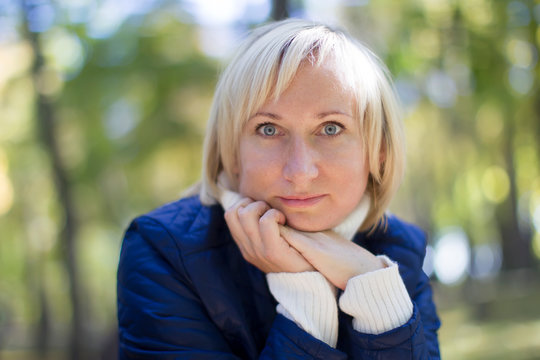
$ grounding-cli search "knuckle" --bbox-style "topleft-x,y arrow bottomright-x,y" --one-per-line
258,214 -> 270,225
255,200 -> 271,211
260,209 -> 277,223
237,206 -> 250,219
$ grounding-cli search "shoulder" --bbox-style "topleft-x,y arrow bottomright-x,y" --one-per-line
378,215 -> 427,257
124,195 -> 229,260
139,195 -> 213,235
361,214 -> 426,256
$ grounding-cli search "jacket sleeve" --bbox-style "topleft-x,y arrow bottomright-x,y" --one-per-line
117,216 -> 350,360
338,227 -> 441,360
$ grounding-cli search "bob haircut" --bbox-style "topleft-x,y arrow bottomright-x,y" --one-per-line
197,19 -> 405,231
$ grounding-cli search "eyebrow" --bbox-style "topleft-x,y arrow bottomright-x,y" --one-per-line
317,111 -> 353,119
251,110 -> 352,120
251,112 -> 282,120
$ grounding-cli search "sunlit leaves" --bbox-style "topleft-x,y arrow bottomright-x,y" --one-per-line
342,1 -> 539,274
482,166 -> 511,204
41,27 -> 86,79
1,0 -> 540,356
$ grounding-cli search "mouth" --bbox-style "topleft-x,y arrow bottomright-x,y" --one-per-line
277,194 -> 327,208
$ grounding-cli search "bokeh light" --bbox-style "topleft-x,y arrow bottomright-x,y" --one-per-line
26,1 -> 56,33
42,28 -> 86,79
507,1 -> 531,27
103,99 -> 141,140
470,243 -> 502,279
434,228 -> 471,285
506,38 -> 537,69
0,148 -> 14,216
1,1 -> 540,359
508,66 -> 534,95
482,166 -> 510,204
425,70 -> 457,108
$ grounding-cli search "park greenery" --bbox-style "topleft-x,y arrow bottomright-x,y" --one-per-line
0,0 -> 539,358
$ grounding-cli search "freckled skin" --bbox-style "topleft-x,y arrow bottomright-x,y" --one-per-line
237,61 -> 370,232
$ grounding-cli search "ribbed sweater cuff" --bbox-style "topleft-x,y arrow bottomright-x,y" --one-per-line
266,271 -> 339,347
338,255 -> 413,335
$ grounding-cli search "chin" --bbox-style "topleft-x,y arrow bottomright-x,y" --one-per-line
285,215 -> 336,232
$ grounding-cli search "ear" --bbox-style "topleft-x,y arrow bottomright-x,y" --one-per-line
379,148 -> 386,165
378,138 -> 387,166
374,142 -> 387,181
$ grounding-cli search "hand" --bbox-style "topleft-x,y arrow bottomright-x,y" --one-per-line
279,226 -> 386,290
224,198 -> 315,273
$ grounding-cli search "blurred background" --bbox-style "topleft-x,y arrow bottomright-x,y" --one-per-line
0,0 -> 539,359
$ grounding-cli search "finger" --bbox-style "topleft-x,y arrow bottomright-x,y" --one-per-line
231,197 -> 254,212
259,209 -> 285,247
277,225 -> 318,260
238,200 -> 271,217
237,201 -> 271,261
224,197 -> 252,223
279,225 -> 316,254
235,201 -> 277,270
226,200 -> 269,262
224,197 -> 254,256
259,212 -> 314,271
237,201 -> 271,242
260,208 -> 286,226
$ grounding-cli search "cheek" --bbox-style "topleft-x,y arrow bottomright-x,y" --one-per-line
324,142 -> 367,172
237,142 -> 281,194
327,145 -> 370,192
352,154 -> 370,185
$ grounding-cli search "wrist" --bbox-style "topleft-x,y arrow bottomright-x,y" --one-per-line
351,253 -> 387,278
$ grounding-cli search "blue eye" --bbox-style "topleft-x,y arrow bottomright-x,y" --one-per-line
258,124 -> 277,136
322,123 -> 342,136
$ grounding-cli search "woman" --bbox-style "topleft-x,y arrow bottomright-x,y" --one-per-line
117,19 -> 440,359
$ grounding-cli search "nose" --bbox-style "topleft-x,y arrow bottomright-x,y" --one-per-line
283,136 -> 319,185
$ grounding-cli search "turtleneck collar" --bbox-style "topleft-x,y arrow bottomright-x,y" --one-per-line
217,172 -> 369,241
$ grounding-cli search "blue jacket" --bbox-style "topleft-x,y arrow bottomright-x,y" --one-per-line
117,195 -> 441,359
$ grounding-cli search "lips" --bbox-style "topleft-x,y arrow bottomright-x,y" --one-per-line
277,194 -> 327,208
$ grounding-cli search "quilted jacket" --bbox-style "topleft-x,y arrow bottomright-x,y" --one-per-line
117,195 -> 441,359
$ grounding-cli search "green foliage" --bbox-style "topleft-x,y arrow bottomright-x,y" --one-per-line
0,0 -> 539,358
343,1 -> 539,250
0,3 -> 219,355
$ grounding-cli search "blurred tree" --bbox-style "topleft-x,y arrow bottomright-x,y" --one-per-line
343,0 -> 537,274
475,1 -> 534,270
20,0 -> 84,358
272,0 -> 289,20
2,0 -> 219,358
1,1 -> 539,359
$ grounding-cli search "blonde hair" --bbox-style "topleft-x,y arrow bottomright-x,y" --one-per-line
197,19 -> 405,231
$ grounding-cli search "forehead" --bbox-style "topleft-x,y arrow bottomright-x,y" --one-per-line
257,58 -> 356,113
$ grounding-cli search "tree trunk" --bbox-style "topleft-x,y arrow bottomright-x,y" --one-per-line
497,105 -> 534,270
21,1 -> 84,358
272,0 -> 289,20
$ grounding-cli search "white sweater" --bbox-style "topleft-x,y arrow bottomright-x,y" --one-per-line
218,180 -> 413,347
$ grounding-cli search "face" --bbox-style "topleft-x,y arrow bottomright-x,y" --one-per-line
236,60 -> 370,232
